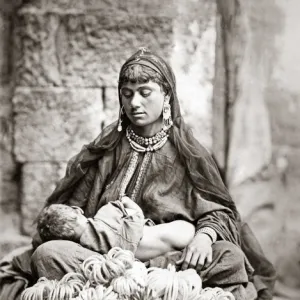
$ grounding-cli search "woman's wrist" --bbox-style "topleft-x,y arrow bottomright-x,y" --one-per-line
195,227 -> 217,244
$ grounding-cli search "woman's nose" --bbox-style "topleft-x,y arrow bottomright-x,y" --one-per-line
131,92 -> 142,108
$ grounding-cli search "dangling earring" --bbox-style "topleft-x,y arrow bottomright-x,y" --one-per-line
163,98 -> 173,131
117,106 -> 125,132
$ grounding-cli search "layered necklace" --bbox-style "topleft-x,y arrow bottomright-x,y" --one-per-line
119,126 -> 170,200
126,126 -> 169,152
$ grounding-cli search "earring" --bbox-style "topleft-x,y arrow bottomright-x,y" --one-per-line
163,99 -> 173,131
117,106 -> 125,132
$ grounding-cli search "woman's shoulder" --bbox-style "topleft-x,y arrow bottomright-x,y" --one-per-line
155,140 -> 178,163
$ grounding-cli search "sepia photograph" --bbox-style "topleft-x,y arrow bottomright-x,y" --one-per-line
0,1 -> 299,299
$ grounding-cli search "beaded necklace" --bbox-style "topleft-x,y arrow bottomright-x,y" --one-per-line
126,126 -> 169,153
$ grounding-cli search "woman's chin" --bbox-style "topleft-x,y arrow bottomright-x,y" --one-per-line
129,119 -> 149,128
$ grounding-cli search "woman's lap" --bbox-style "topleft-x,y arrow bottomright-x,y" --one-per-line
31,240 -> 97,280
31,240 -> 257,299
148,241 -> 257,299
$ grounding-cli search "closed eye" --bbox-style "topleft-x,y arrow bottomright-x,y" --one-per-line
121,88 -> 133,98
140,88 -> 152,97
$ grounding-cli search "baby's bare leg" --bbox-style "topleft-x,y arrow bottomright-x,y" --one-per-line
135,220 -> 195,262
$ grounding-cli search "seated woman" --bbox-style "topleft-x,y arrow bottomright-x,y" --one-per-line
27,48 -> 275,300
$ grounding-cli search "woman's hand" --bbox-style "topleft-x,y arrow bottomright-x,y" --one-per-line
176,233 -> 213,273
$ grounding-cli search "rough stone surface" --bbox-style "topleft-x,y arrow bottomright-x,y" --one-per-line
15,11 -> 173,87
103,87 -> 119,128
23,0 -> 176,16
13,88 -> 103,162
0,1 -> 22,252
0,0 -> 23,14
171,0 -> 216,149
0,87 -> 19,237
21,162 -> 67,235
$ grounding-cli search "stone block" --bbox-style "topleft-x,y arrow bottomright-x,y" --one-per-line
15,11 -> 173,87
21,162 -> 67,235
13,88 -> 103,162
14,12 -> 62,86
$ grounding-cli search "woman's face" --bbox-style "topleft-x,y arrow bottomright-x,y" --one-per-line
120,81 -> 166,137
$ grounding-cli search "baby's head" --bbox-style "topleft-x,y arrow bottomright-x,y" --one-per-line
37,204 -> 87,242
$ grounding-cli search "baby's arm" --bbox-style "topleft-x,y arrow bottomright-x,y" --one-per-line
135,220 -> 195,262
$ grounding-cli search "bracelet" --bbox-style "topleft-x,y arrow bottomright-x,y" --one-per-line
196,227 -> 217,243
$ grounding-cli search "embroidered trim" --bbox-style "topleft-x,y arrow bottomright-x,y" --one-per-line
118,151 -> 139,199
130,152 -> 152,201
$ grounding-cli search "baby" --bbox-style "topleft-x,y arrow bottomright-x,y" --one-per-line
37,197 -> 195,262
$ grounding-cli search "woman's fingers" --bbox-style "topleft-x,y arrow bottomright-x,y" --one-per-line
176,248 -> 213,273
196,253 -> 206,273
176,237 -> 214,272
181,250 -> 193,270
206,249 -> 213,265
197,249 -> 213,273
187,252 -> 200,270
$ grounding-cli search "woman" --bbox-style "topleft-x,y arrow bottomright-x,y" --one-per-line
27,48 -> 274,299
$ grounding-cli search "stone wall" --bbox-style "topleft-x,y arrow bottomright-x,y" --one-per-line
1,0 -> 216,247
0,0 -> 32,254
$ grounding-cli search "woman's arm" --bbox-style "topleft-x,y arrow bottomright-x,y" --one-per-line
135,220 -> 195,262
178,209 -> 240,272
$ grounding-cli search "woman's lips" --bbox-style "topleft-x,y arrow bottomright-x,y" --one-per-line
131,112 -> 145,116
